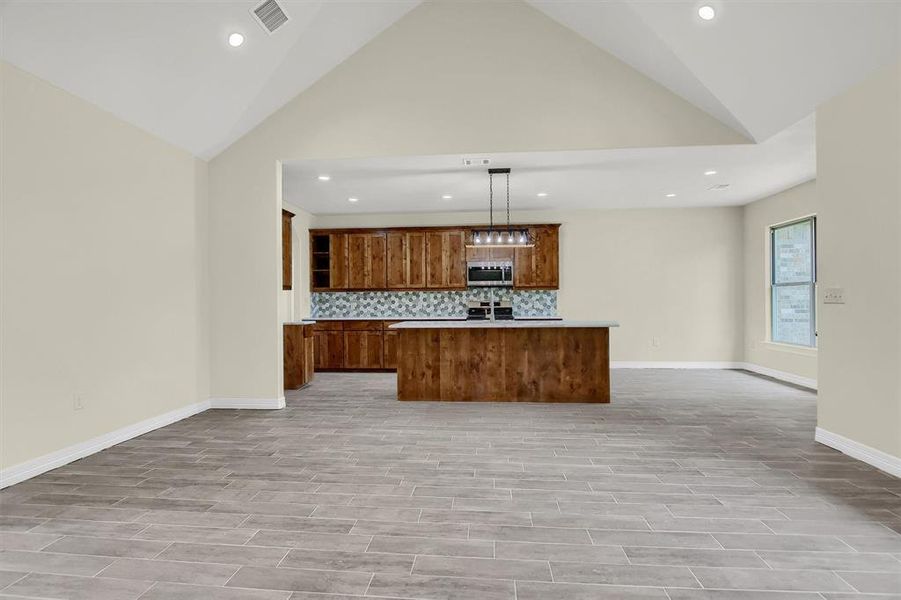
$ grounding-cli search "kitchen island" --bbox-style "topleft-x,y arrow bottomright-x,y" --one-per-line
389,320 -> 618,403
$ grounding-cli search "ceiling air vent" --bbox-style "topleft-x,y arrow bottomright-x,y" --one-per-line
252,0 -> 289,34
463,158 -> 491,167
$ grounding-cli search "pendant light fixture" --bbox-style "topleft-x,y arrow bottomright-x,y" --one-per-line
467,168 -> 533,248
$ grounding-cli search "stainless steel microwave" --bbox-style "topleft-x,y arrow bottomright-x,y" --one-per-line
466,261 -> 513,287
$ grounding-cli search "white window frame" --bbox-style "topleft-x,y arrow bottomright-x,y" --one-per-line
770,216 -> 817,348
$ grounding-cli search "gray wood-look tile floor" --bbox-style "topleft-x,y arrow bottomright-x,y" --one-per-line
1,369 -> 900,600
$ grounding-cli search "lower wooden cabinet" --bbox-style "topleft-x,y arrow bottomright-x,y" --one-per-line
310,320 -> 406,371
312,321 -> 387,371
284,323 -> 315,389
344,331 -> 384,369
314,330 -> 345,370
383,330 -> 399,369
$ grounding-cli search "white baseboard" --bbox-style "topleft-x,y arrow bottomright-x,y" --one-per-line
611,360 -> 817,390
0,399 -> 210,489
612,361 -> 743,369
739,363 -> 817,390
815,427 -> 901,478
0,394 -> 287,489
209,396 -> 286,410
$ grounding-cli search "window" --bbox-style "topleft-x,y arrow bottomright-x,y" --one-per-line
771,217 -> 816,347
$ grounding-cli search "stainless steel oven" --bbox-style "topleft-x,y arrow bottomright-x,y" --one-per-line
466,261 -> 513,287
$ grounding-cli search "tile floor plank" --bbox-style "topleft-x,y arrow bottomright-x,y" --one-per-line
0,370 -> 897,600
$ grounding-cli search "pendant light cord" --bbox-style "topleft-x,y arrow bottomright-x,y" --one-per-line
488,172 -> 494,233
506,171 -> 511,234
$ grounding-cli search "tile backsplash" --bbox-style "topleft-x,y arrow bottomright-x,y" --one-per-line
311,290 -> 557,318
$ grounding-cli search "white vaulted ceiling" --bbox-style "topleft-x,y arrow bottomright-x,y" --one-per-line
1,0 -> 898,159
530,0 -> 900,142
0,0 -> 419,158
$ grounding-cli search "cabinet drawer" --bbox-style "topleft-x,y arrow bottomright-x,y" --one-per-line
313,321 -> 343,332
344,320 -> 384,331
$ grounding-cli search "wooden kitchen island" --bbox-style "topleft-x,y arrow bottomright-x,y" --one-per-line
390,320 -> 618,403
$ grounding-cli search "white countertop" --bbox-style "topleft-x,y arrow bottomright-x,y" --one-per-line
284,320 -> 317,325
305,316 -> 563,322
390,320 -> 619,329
305,316 -> 466,321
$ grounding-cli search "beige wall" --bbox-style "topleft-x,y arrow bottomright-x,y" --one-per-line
742,181 -> 818,384
0,63 -> 209,470
209,0 -> 746,402
312,207 -> 744,362
816,62 -> 901,458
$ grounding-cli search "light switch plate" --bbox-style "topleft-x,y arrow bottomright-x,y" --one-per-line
823,288 -> 845,304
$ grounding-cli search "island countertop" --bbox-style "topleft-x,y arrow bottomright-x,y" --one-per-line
389,320 -> 618,329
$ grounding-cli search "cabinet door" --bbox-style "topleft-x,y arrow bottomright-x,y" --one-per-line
344,331 -> 384,369
387,232 -> 426,289
407,232 -> 427,288
490,246 -> 515,261
445,230 -> 466,288
303,326 -> 315,384
514,244 -> 535,288
513,226 -> 559,289
314,330 -> 344,369
348,233 -> 387,289
386,232 -> 406,289
383,330 -> 399,370
329,233 -> 349,290
347,233 -> 369,289
534,225 -> 559,288
369,233 -> 387,289
466,245 -> 491,262
426,231 -> 445,288
282,210 -> 294,291
283,324 -> 303,389
426,230 -> 466,289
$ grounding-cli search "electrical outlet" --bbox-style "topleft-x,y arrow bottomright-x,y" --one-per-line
650,337 -> 661,349
823,288 -> 845,304
73,395 -> 84,411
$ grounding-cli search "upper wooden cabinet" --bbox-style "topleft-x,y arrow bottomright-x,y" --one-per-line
348,233 -> 387,289
282,210 -> 294,290
329,233 -> 350,290
311,224 -> 559,291
426,230 -> 466,289
465,244 -> 514,262
387,231 -> 427,289
514,225 -> 560,289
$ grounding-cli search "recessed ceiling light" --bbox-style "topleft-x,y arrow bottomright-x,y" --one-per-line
317,175 -> 331,181
347,197 -> 358,203
698,5 -> 715,20
665,193 -> 677,198
704,170 -> 717,176
442,195 -> 453,200
228,32 -> 245,47
536,192 -> 548,197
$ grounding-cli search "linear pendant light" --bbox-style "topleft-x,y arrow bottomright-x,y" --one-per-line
467,168 -> 533,248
